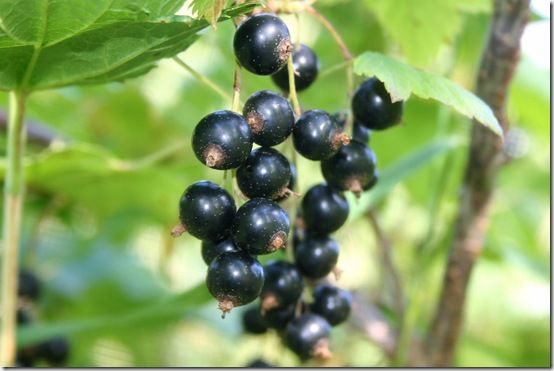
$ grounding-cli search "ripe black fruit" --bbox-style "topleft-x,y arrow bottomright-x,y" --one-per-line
311,284 -> 352,326
260,261 -> 303,311
18,270 -> 41,301
352,77 -> 404,130
243,90 -> 294,147
321,141 -> 378,195
332,111 -> 371,144
234,13 -> 292,75
275,162 -> 296,203
261,304 -> 295,330
206,251 -> 264,315
176,181 -> 236,241
294,236 -> 339,280
17,308 -> 32,325
285,314 -> 332,360
232,198 -> 290,255
242,307 -> 268,334
39,336 -> 70,365
201,238 -> 239,265
237,147 -> 292,200
293,110 -> 349,161
301,184 -> 349,235
246,359 -> 273,367
192,110 -> 253,170
272,44 -> 319,92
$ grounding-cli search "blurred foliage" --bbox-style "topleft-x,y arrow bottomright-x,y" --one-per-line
0,0 -> 549,367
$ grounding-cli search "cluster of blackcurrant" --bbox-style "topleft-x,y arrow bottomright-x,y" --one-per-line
172,9 -> 403,362
16,270 -> 70,367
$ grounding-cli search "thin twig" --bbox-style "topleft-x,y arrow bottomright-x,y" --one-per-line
231,63 -> 242,113
287,55 -> 302,117
173,56 -> 233,103
422,0 -> 530,366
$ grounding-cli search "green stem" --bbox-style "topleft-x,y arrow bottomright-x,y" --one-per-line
231,63 -> 242,114
1,90 -> 27,366
173,57 -> 233,103
287,56 -> 301,117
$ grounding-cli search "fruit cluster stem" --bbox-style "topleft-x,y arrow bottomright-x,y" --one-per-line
231,63 -> 242,114
1,90 -> 27,366
173,57 -> 233,103
287,56 -> 302,117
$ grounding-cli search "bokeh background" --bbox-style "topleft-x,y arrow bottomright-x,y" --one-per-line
0,0 -> 549,367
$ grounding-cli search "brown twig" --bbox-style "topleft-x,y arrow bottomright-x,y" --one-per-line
422,0 -> 530,366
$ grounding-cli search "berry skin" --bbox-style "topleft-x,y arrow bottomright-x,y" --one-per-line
272,44 -> 319,92
294,236 -> 339,280
232,198 -> 290,255
332,111 -> 371,144
285,314 -> 332,360
39,336 -> 70,365
260,261 -> 304,311
242,306 -> 268,334
17,308 -> 32,325
237,147 -> 292,200
293,110 -> 349,161
352,77 -> 404,130
321,141 -> 378,195
176,181 -> 236,241
192,110 -> 253,170
261,304 -> 295,330
234,13 -> 292,75
311,284 -> 352,326
18,270 -> 41,301
201,238 -> 240,265
275,162 -> 297,203
243,90 -> 295,147
301,184 -> 349,235
206,251 -> 264,315
246,359 -> 274,367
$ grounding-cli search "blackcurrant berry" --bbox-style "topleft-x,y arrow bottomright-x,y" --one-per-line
242,306 -> 268,334
260,261 -> 303,311
272,44 -> 319,92
234,13 -> 292,75
237,147 -> 292,200
246,359 -> 274,367
275,162 -> 297,203
294,236 -> 339,280
301,184 -> 349,235
352,77 -> 404,130
232,198 -> 290,255
332,111 -> 371,144
17,308 -> 32,325
243,90 -> 294,147
311,284 -> 352,326
174,181 -> 236,241
206,251 -> 264,315
39,336 -> 70,365
285,314 -> 332,360
261,304 -> 295,330
321,141 -> 378,195
293,110 -> 349,161
192,110 -> 253,170
201,238 -> 240,265
18,269 -> 41,301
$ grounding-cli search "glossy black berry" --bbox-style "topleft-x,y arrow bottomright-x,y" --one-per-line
260,261 -> 303,311
39,336 -> 70,365
301,184 -> 349,235
261,304 -> 295,330
232,198 -> 290,255
176,181 -> 236,241
192,110 -> 253,170
293,110 -> 349,161
243,90 -> 294,146
237,147 -> 292,200
242,306 -> 268,334
332,111 -> 371,144
321,141 -> 378,195
206,251 -> 264,315
18,270 -> 41,301
311,284 -> 352,326
17,308 -> 32,325
201,238 -> 240,265
285,314 -> 332,360
234,13 -> 292,75
294,236 -> 339,280
275,162 -> 297,203
246,359 -> 274,367
272,44 -> 319,92
352,77 -> 404,130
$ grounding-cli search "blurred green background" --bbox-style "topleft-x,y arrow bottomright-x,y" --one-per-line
0,0 -> 549,367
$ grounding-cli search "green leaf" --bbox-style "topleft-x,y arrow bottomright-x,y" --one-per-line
364,0 -> 463,66
354,51 -> 502,136
349,138 -> 461,220
0,1 -> 255,91
17,283 -> 211,346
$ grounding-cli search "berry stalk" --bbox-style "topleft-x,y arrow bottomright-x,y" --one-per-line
231,63 -> 242,113
1,90 -> 27,366
287,56 -> 302,117
173,57 -> 233,103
